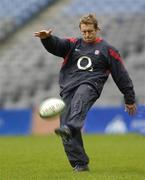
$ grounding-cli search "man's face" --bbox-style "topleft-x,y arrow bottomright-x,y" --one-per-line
80,24 -> 97,43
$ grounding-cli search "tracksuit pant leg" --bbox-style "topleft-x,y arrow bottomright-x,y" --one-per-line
60,84 -> 98,167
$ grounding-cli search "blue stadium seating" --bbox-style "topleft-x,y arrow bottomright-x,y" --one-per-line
63,0 -> 145,16
0,0 -> 55,41
0,0 -> 54,25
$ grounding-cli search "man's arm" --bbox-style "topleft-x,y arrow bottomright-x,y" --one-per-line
108,47 -> 136,116
34,29 -> 71,58
34,29 -> 53,39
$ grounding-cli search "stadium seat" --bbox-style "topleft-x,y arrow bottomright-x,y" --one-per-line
0,0 -> 55,42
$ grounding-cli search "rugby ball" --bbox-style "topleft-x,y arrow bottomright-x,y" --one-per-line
39,98 -> 65,119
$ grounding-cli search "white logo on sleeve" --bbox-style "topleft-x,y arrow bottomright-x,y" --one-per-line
75,48 -> 80,52
77,56 -> 93,71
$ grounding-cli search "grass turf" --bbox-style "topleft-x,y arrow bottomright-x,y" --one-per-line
0,134 -> 145,180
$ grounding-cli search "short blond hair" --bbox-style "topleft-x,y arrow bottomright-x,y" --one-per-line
79,13 -> 100,30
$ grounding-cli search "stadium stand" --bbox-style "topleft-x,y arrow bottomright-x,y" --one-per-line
63,0 -> 145,15
0,0 -> 145,108
0,0 -> 55,42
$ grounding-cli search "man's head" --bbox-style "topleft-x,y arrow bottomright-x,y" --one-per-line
79,14 -> 100,43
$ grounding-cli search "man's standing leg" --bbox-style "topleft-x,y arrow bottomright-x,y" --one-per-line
55,84 -> 98,171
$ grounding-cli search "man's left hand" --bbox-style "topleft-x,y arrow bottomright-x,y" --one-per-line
125,103 -> 137,116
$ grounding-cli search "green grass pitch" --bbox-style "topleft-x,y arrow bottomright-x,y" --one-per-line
0,134 -> 145,180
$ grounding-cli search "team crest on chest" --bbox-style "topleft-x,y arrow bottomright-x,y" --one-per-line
94,50 -> 100,55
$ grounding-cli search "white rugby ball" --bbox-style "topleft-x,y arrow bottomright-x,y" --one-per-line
39,98 -> 65,119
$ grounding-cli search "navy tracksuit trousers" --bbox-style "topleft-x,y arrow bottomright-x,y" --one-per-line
60,84 -> 99,167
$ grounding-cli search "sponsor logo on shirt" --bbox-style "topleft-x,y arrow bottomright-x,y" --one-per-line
77,56 -> 93,71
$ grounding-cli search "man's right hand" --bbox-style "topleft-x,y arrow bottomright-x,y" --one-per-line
34,29 -> 52,39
